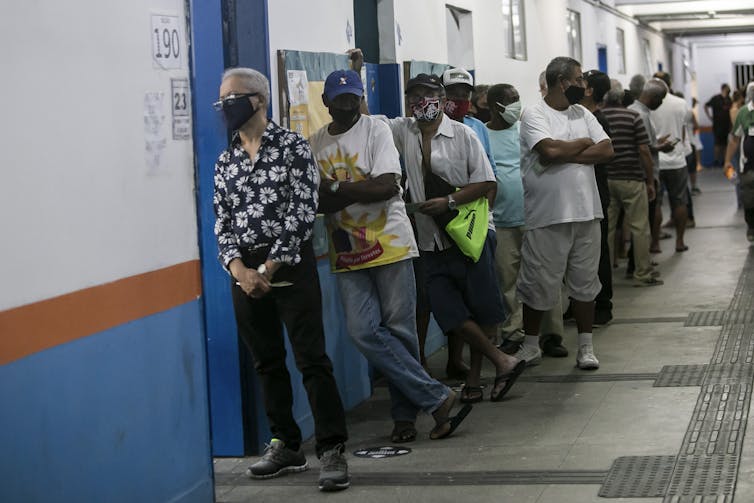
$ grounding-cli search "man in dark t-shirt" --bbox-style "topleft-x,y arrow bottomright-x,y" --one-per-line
705,84 -> 732,166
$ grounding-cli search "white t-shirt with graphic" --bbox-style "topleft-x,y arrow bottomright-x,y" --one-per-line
519,101 -> 608,229
310,115 -> 418,272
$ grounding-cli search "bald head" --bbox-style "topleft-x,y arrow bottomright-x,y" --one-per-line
605,80 -> 624,106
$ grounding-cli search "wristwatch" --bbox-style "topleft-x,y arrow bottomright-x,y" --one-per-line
447,194 -> 457,211
257,264 -> 268,277
330,181 -> 341,193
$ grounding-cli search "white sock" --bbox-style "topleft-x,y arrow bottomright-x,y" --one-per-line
578,332 -> 593,347
524,335 -> 539,349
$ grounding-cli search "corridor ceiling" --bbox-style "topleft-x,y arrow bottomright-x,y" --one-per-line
614,0 -> 754,36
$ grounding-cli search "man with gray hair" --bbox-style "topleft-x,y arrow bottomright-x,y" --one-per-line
213,67 -> 350,491
516,56 -> 614,369
629,74 -> 646,101
602,81 -> 663,286
629,78 -> 674,255
652,72 -> 690,253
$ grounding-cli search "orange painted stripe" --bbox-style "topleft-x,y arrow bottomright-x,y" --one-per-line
0,260 -> 202,365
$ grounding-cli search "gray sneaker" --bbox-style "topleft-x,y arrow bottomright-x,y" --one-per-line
318,444 -> 350,492
246,439 -> 308,479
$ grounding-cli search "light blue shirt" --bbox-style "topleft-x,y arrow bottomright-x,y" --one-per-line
487,123 -> 525,228
464,116 -> 496,171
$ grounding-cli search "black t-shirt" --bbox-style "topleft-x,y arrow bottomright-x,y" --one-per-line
593,109 -> 612,179
706,94 -> 732,129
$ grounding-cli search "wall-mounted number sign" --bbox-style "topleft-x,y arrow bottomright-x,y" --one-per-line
171,78 -> 191,140
151,14 -> 182,69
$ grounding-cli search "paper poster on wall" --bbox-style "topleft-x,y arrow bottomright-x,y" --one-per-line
144,91 -> 167,173
171,78 -> 191,140
151,14 -> 183,70
289,104 -> 309,137
287,70 -> 309,106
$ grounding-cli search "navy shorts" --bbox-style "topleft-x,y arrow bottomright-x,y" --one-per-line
422,230 -> 505,332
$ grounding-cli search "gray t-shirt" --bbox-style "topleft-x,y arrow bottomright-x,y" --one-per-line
519,101 -> 609,229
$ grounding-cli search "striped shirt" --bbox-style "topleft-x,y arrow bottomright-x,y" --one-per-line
602,106 -> 649,181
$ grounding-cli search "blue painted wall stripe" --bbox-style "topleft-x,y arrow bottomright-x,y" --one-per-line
0,301 -> 213,503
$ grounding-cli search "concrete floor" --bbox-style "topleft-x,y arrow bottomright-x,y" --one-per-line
214,170 -> 753,502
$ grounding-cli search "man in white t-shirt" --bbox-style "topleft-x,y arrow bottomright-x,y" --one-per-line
311,70 -> 471,443
515,57 -> 614,370
651,72 -> 690,252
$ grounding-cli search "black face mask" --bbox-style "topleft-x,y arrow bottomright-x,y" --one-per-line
474,108 -> 491,123
222,95 -> 258,131
329,106 -> 361,126
564,85 -> 586,105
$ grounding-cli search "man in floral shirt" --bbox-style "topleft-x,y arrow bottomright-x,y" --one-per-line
213,67 -> 349,492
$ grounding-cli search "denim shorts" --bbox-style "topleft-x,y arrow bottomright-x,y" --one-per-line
421,230 -> 505,332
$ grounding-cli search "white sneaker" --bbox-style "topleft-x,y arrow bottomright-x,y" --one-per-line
576,344 -> 600,370
513,344 -> 542,366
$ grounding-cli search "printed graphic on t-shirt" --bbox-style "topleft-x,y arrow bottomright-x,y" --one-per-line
317,146 -> 414,271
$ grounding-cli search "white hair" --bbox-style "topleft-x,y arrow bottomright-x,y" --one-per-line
746,82 -> 754,104
605,79 -> 624,105
222,67 -> 271,107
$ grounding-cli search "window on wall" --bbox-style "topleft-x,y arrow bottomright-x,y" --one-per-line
641,38 -> 652,76
616,28 -> 626,74
734,62 -> 754,90
502,0 -> 527,60
566,9 -> 582,62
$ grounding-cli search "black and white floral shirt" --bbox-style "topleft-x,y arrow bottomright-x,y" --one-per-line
213,121 -> 319,269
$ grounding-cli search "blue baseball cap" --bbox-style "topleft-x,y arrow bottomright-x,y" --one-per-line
324,70 -> 364,101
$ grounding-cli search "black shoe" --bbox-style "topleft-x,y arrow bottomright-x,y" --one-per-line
563,306 -> 575,323
247,439 -> 308,479
498,338 -> 522,355
318,444 -> 350,492
593,311 -> 613,328
540,333 -> 568,358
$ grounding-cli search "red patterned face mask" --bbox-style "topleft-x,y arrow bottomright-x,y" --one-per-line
411,97 -> 443,122
444,99 -> 471,121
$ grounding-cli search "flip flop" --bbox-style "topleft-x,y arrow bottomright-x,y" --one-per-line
429,404 -> 473,440
490,360 -> 527,402
460,386 -> 484,404
390,422 -> 417,443
675,245 -> 689,252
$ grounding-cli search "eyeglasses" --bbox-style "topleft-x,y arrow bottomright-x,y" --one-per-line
212,93 -> 258,111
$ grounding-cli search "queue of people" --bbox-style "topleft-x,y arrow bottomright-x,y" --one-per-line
209,49 -> 743,492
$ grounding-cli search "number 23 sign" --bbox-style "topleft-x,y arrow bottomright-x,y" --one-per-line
151,14 -> 183,70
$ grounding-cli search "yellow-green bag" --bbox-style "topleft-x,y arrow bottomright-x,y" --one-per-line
444,197 -> 489,262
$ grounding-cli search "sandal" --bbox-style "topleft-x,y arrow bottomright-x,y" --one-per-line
460,385 -> 484,404
390,421 -> 417,443
675,245 -> 689,252
429,390 -> 473,440
490,360 -> 526,402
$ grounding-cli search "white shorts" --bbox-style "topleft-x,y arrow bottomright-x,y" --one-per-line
516,220 -> 602,311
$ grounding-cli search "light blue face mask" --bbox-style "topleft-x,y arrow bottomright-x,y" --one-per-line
496,100 -> 522,124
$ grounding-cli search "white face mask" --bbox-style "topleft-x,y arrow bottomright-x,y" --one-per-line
496,100 -> 522,124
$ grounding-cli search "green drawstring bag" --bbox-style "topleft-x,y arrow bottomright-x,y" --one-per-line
444,196 -> 488,262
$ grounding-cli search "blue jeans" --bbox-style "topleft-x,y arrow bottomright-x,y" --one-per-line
336,259 -> 449,422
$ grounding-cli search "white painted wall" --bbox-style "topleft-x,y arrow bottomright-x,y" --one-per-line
267,0 -> 355,122
680,34 -> 754,127
387,0 -> 674,107
0,0 -> 198,310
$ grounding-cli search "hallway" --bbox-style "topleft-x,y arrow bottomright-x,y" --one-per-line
214,170 -> 752,502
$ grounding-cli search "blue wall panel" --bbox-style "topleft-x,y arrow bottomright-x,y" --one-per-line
0,301 -> 213,503
188,0 -> 248,456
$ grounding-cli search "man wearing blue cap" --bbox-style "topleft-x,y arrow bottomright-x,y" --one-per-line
310,69 -> 472,443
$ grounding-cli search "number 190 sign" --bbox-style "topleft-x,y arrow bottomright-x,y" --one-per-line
151,14 -> 182,70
